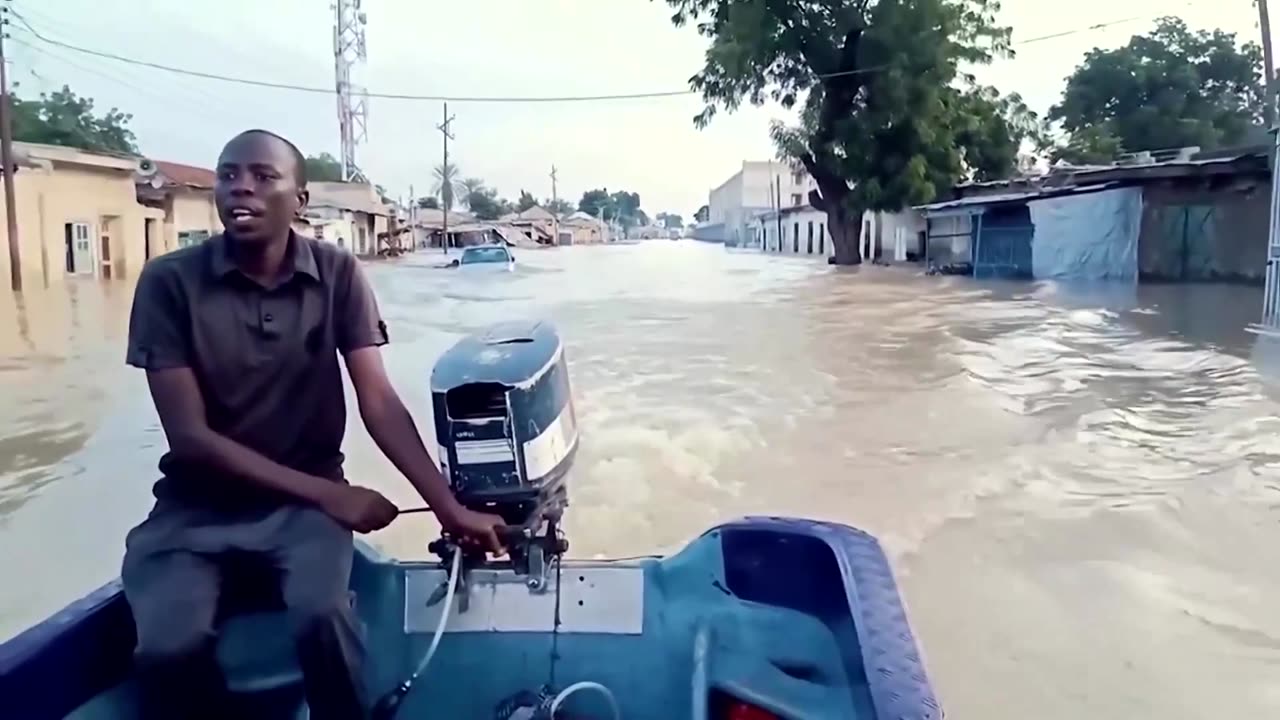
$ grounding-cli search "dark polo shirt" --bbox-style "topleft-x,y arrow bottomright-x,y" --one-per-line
126,232 -> 389,512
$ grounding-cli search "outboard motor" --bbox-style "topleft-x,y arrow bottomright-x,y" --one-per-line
428,320 -> 577,590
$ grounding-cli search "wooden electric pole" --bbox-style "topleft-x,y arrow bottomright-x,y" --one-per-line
1261,0 -> 1277,126
437,102 -> 455,254
550,165 -> 560,246
1,5 -> 20,291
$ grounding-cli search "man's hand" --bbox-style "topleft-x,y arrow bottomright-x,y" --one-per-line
439,505 -> 508,556
321,485 -> 399,533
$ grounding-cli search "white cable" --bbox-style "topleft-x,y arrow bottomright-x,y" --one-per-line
549,681 -> 621,720
410,544 -> 462,679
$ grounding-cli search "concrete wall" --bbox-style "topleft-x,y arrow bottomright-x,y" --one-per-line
1138,182 -> 1270,283
753,207 -> 832,257
0,162 -> 160,288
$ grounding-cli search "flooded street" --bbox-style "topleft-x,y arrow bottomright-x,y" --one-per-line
2,240 -> 1279,718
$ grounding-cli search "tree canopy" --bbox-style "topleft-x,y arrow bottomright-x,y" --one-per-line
304,152 -> 344,183
1048,17 -> 1266,165
544,197 -> 574,215
577,188 -> 645,226
466,187 -> 510,220
13,85 -> 138,155
417,196 -> 440,210
516,190 -> 539,212
656,212 -> 685,229
694,205 -> 710,223
667,0 -> 1034,263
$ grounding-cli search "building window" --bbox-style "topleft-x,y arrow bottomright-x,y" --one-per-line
791,193 -> 803,207
793,222 -> 799,253
177,230 -> 210,248
807,221 -> 814,254
792,170 -> 805,185
819,223 -> 825,254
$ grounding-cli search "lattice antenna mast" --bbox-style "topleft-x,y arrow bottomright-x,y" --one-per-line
333,0 -> 369,182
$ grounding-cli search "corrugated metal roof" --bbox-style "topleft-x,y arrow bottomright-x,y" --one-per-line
915,183 -> 1117,216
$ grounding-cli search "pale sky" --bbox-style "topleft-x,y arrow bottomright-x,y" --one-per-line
9,0 -> 1271,219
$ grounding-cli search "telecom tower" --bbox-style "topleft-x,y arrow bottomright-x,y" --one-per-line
333,0 -> 369,182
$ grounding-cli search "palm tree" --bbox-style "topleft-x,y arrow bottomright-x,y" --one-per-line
457,177 -> 486,209
432,162 -> 460,211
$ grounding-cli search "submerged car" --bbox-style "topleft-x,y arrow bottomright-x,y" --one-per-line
457,244 -> 515,272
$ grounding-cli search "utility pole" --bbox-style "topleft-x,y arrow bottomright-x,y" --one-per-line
408,183 -> 416,250
550,165 -> 560,246
1262,0 -> 1277,126
1,3 -> 19,292
437,102 -> 455,254
333,0 -> 369,182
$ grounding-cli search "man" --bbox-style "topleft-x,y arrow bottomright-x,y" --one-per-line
123,129 -> 506,720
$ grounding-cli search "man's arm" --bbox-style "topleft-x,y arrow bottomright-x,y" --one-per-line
343,348 -> 462,519
144,366 -> 345,509
336,254 -> 504,551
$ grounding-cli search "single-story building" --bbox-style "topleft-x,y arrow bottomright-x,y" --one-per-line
749,205 -> 926,261
0,142 -> 165,287
916,147 -> 1272,283
559,211 -> 609,245
500,206 -> 559,245
304,181 -> 391,257
135,160 -> 221,258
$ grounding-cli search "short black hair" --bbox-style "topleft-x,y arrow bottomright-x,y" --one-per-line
230,129 -> 308,186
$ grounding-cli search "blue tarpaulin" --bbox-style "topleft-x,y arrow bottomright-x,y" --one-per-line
1029,187 -> 1142,281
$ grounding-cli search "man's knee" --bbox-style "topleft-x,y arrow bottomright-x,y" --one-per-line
287,592 -> 358,638
133,607 -> 218,665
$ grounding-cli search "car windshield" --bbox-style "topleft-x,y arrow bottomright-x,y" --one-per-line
460,247 -> 510,265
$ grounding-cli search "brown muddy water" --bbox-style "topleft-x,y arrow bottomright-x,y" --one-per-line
1,240 -> 1278,718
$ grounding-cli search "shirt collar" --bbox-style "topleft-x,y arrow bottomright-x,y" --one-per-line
209,231 -> 319,284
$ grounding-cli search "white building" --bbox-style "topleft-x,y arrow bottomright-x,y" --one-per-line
750,205 -> 926,261
699,161 -> 816,246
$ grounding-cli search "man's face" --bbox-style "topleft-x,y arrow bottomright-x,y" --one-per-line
214,133 -> 308,245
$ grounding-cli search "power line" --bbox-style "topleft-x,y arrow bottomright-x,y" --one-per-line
10,4 -> 1203,105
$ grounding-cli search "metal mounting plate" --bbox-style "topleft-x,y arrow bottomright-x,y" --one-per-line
402,564 -> 645,635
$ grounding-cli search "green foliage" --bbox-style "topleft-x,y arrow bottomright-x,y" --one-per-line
544,198 -> 574,215
466,187 -> 508,220
578,188 -> 645,226
694,205 -> 710,223
304,152 -> 344,183
417,196 -> 440,209
1048,17 -> 1265,163
578,189 -> 612,218
517,190 -> 539,212
657,212 -> 685,229
13,85 -> 138,155
666,0 -> 1029,263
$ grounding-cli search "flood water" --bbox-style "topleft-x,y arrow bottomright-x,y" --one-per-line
2,240 -> 1279,719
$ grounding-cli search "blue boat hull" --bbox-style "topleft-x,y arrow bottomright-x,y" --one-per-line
0,517 -> 940,720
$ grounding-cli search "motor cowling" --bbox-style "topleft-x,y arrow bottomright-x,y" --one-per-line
430,321 -> 577,530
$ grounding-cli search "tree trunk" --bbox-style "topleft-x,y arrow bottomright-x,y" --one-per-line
808,184 -> 862,265
828,208 -> 862,265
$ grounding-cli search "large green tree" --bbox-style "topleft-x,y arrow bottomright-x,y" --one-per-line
13,85 -> 138,155
467,187 -> 511,220
578,188 -> 646,226
304,152 -> 344,182
666,0 -> 1033,264
657,212 -> 685,229
578,188 -> 613,218
1048,17 -> 1265,165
